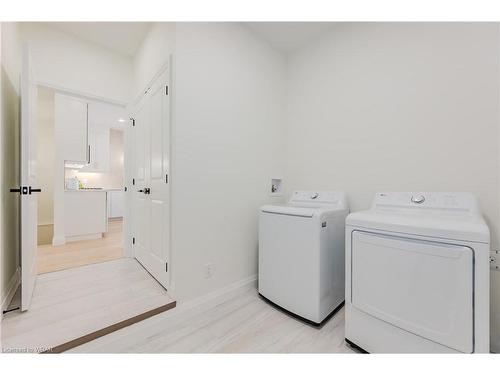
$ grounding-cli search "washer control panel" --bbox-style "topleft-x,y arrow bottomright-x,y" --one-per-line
290,191 -> 347,208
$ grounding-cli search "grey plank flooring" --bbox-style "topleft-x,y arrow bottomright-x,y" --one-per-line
70,284 -> 355,353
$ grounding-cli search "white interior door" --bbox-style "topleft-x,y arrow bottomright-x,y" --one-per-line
132,68 -> 170,289
20,46 -> 39,310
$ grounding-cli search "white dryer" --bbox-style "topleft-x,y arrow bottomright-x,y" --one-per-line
345,192 -> 490,353
259,191 -> 349,324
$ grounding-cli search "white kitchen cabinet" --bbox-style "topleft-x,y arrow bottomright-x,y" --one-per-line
107,190 -> 124,218
56,95 -> 111,171
64,191 -> 107,240
81,125 -> 110,172
55,93 -> 89,163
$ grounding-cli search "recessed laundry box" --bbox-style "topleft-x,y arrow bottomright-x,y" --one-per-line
258,191 -> 349,324
345,192 -> 490,353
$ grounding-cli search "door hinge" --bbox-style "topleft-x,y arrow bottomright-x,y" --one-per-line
132,178 -> 135,186
165,85 -> 169,96
165,262 -> 168,272
132,237 -> 135,245
130,118 -> 135,127
165,174 -> 168,184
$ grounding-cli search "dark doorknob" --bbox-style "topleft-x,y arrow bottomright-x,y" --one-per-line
10,186 -> 41,195
144,188 -> 151,194
29,187 -> 41,194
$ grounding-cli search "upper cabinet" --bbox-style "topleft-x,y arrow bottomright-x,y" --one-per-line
55,93 -> 89,163
82,123 -> 110,172
80,101 -> 111,172
56,93 -> 125,172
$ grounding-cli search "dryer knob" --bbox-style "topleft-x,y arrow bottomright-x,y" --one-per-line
311,193 -> 319,199
411,195 -> 425,204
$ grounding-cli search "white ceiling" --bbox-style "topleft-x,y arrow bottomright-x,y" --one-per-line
46,22 -> 332,57
244,22 -> 334,53
48,22 -> 152,56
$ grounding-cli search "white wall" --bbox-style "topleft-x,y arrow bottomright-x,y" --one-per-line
1,22 -> 21,306
172,23 -> 286,301
285,23 -> 500,352
20,23 -> 134,104
133,22 -> 175,95
133,23 -> 286,302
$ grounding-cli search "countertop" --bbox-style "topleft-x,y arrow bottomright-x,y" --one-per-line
64,188 -> 124,193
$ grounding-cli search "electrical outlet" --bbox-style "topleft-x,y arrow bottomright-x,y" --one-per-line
491,250 -> 499,271
205,263 -> 213,279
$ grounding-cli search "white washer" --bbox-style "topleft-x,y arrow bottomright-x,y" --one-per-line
345,192 -> 490,353
259,191 -> 349,324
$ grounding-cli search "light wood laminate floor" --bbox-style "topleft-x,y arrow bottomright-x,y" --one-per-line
70,283 -> 355,353
1,258 -> 175,353
37,219 -> 123,274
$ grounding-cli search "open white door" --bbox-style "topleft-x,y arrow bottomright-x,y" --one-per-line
20,45 -> 39,310
132,67 -> 170,289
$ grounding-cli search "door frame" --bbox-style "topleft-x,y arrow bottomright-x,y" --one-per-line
124,57 -> 173,288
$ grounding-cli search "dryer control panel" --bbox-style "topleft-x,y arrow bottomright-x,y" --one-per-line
373,192 -> 479,214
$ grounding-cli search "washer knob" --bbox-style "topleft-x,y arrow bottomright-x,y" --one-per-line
311,193 -> 319,199
411,195 -> 425,204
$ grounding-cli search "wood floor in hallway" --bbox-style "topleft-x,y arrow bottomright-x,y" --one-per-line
37,219 -> 123,274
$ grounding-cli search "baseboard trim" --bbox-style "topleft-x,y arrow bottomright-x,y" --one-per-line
66,233 -> 102,243
2,268 -> 20,312
176,274 -> 257,313
38,223 -> 54,227
52,235 -> 66,246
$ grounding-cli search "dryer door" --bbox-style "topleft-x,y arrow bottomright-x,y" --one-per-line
351,231 -> 474,353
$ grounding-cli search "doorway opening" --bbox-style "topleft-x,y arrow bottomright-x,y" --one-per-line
34,87 -> 127,275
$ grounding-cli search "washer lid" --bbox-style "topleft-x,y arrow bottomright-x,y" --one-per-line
261,191 -> 349,217
347,192 -> 489,243
260,205 -> 316,218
